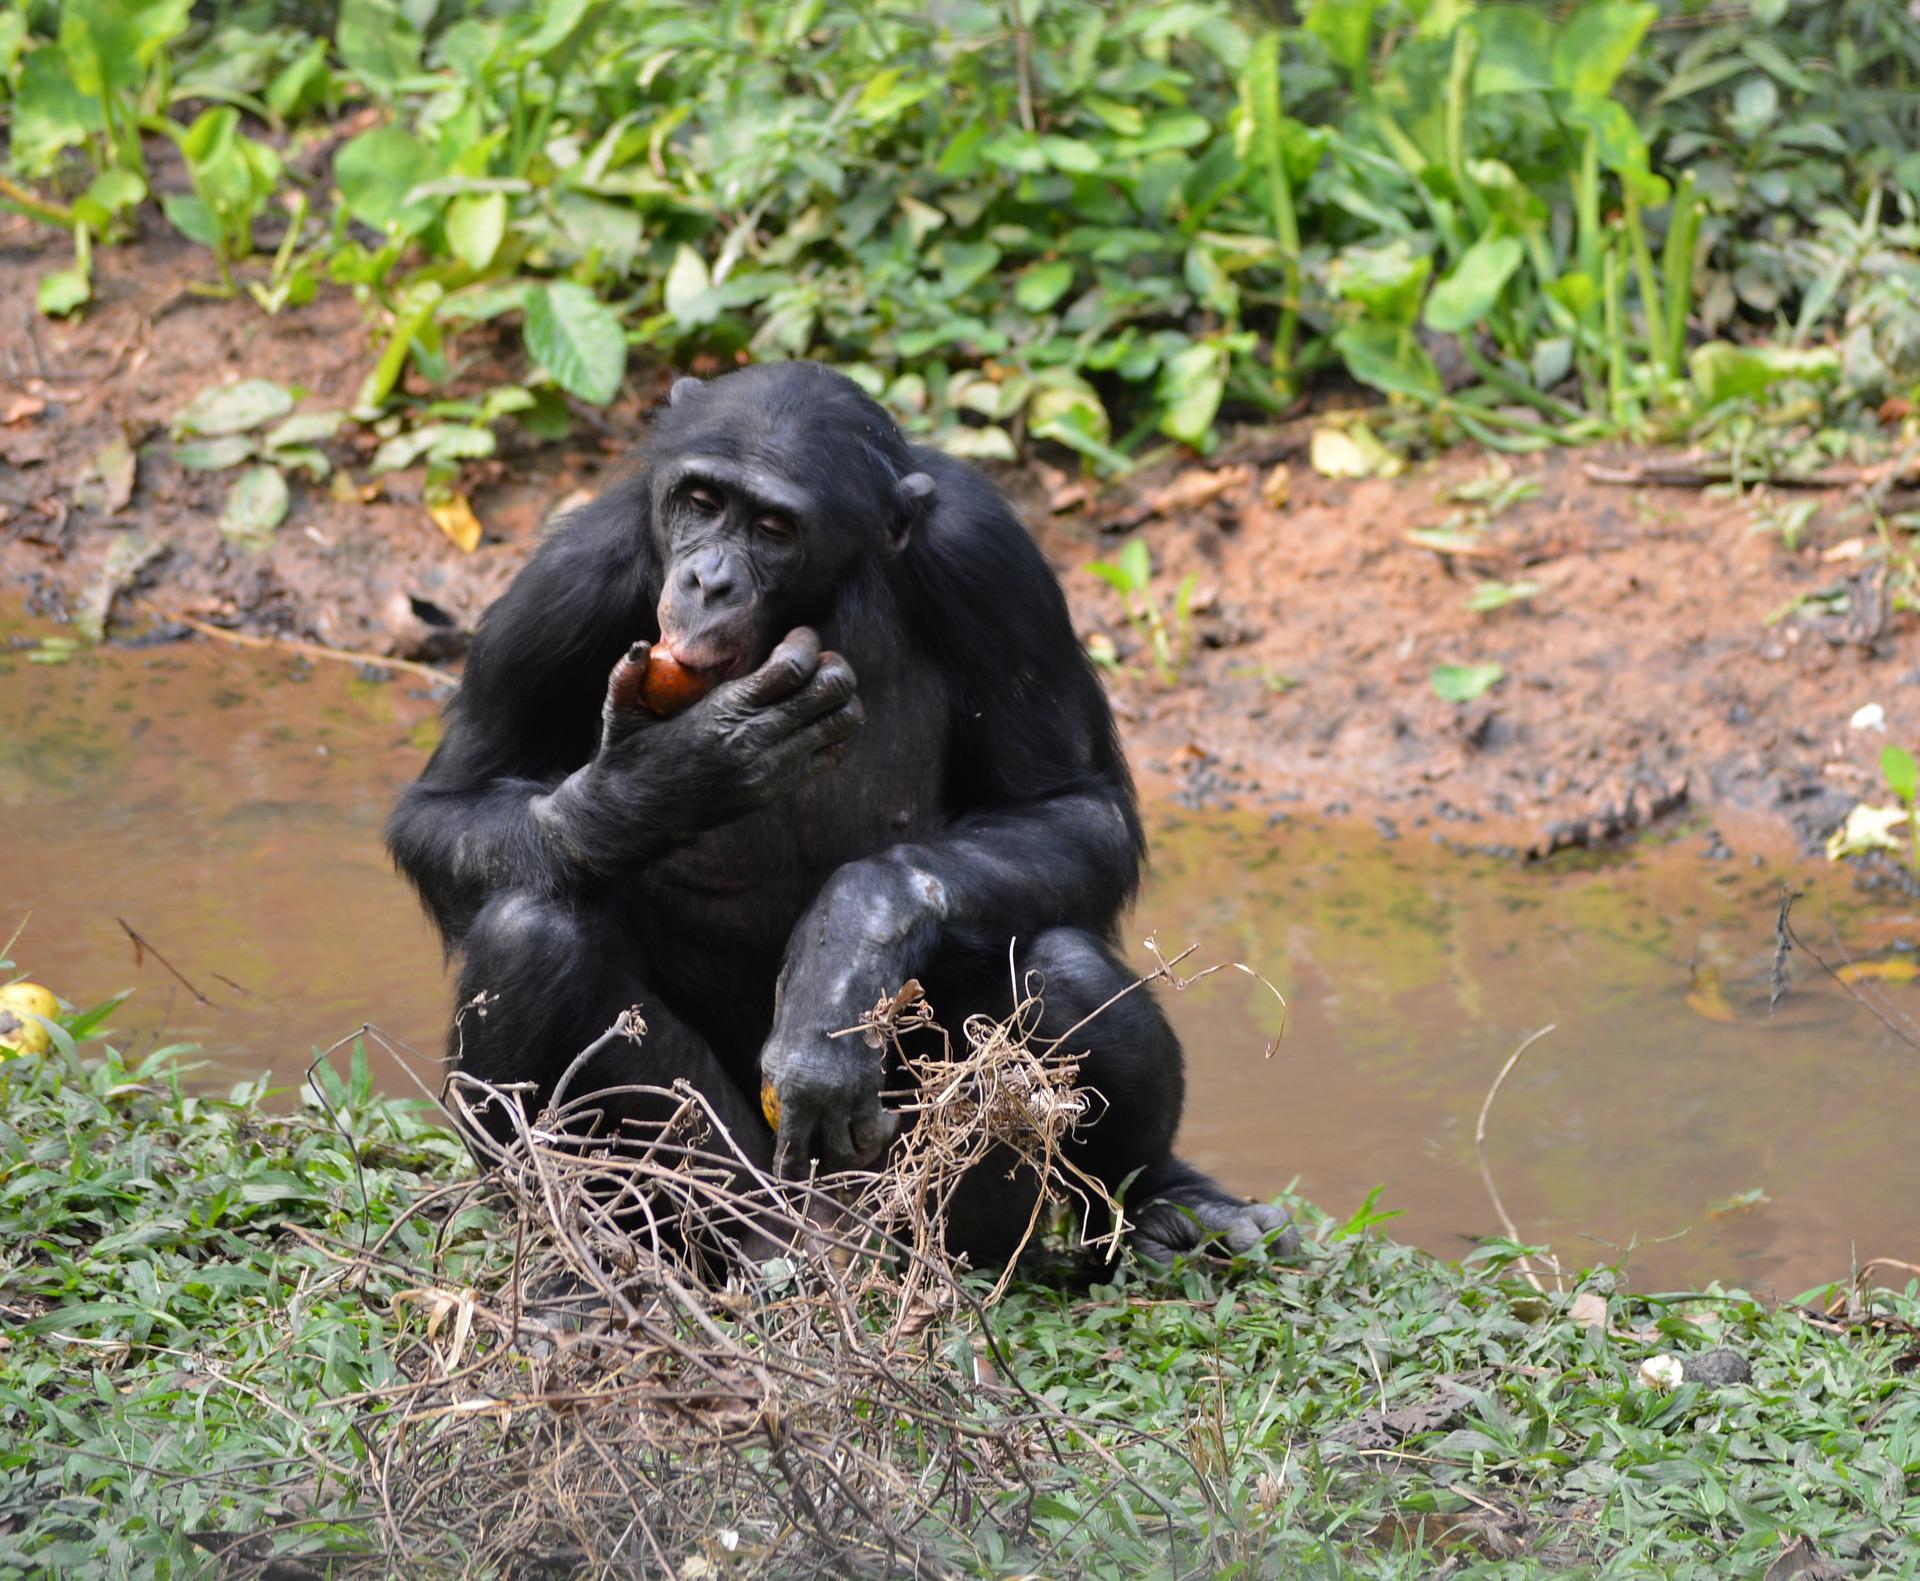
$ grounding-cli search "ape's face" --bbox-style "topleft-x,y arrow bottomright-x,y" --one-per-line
648,456 -> 849,679
643,368 -> 937,679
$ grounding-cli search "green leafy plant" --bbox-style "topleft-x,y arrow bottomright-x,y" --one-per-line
1430,661 -> 1504,703
1883,743 -> 1919,874
1085,538 -> 1199,687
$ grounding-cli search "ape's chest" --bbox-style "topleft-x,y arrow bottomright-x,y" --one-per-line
643,679 -> 949,941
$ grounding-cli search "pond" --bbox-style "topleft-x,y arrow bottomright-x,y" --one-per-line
5,616 -> 1916,1294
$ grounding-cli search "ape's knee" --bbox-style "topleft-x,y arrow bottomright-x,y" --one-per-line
461,893 -> 589,983
1022,929 -> 1167,1043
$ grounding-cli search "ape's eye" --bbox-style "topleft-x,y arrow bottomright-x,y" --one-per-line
688,487 -> 723,514
756,515 -> 795,542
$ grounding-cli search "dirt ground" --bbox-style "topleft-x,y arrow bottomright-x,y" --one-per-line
5,217 -> 1917,859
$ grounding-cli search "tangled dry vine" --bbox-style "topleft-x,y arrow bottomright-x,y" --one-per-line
273,957 -> 1263,1577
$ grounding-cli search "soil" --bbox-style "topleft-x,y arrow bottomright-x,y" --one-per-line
5,216 -> 1917,858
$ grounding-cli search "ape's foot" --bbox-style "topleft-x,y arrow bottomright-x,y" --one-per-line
1128,1167 -> 1299,1264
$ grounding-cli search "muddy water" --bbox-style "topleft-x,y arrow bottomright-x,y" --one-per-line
5,617 -> 1916,1293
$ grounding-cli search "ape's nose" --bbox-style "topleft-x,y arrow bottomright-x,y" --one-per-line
681,549 -> 739,604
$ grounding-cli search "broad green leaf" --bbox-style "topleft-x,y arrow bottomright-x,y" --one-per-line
663,245 -> 721,328
173,436 -> 257,470
1470,5 -> 1554,94
1305,0 -> 1380,78
60,0 -> 192,100
264,412 -> 346,450
519,0 -> 596,57
37,268 -> 90,318
72,169 -> 145,230
10,50 -> 99,176
173,380 -> 295,438
1334,325 -> 1443,404
369,423 -> 495,475
1728,76 -> 1780,141
524,282 -> 626,406
1431,662 -> 1504,703
446,192 -> 508,272
1119,537 -> 1152,591
334,127 -> 436,233
1551,4 -> 1655,100
1689,342 -> 1839,407
337,0 -> 422,90
1331,242 -> 1432,326
160,193 -> 220,249
1016,262 -> 1075,314
1884,746 -> 1920,807
1424,235 -> 1525,334
1155,340 -> 1227,450
221,465 -> 290,545
1039,135 -> 1104,174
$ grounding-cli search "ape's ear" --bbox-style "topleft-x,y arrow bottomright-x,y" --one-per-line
668,376 -> 702,407
889,471 -> 936,555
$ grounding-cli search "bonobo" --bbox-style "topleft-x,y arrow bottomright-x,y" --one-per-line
386,361 -> 1291,1265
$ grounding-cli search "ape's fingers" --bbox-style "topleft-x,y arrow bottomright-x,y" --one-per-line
604,641 -> 652,714
781,652 -> 859,726
768,698 -> 866,787
847,1106 -> 898,1165
734,627 -> 821,707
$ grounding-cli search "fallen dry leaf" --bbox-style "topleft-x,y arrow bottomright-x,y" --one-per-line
2,393 -> 47,425
428,492 -> 483,553
1261,462 -> 1292,508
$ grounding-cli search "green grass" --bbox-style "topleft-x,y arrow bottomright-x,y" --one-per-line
2,986 -> 1918,1578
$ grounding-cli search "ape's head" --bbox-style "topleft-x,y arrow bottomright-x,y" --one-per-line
640,363 -> 938,678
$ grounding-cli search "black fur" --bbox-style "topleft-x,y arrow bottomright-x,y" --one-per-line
387,361 -> 1291,1264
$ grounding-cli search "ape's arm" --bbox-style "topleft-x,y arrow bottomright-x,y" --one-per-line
764,461 -> 1146,1169
387,485 -> 860,945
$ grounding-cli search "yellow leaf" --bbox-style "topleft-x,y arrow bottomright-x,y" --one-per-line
1836,957 -> 1920,985
429,492 -> 483,553
1685,962 -> 1736,1023
1310,426 -> 1372,479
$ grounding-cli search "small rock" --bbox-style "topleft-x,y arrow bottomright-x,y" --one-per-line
1680,1347 -> 1751,1388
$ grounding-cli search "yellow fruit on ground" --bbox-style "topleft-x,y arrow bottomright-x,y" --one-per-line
0,982 -> 58,1057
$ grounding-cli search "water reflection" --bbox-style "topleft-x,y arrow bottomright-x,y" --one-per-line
3,622 -> 1915,1291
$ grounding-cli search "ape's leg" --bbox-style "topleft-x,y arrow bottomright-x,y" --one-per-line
450,893 -> 773,1175
936,929 -> 1295,1267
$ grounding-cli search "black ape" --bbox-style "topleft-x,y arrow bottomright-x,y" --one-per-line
387,362 -> 1290,1264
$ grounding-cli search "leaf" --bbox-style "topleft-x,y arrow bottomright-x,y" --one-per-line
1406,527 -> 1497,555
221,465 -> 290,545
1424,235 -> 1525,334
1430,662 -> 1503,703
174,436 -> 257,471
36,268 -> 90,318
446,192 -> 507,273
428,493 -> 483,553
1551,3 -> 1656,101
336,0 -> 421,90
1836,957 -> 1919,986
369,423 -> 495,475
1686,963 -> 1736,1024
1824,803 -> 1911,861
523,283 -> 627,406
1016,261 -> 1076,313
1305,0 -> 1379,78
1311,425 -> 1400,479
1471,5 -> 1554,94
1333,324 -> 1442,404
173,380 -> 295,438
75,435 -> 136,515
1155,340 -> 1227,451
334,127 -> 436,233
263,412 -> 346,450
1689,342 -> 1839,407
1884,745 -> 1919,807
1119,537 -> 1152,591
662,245 -> 722,329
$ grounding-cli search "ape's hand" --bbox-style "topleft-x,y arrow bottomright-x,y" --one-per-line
761,1011 -> 898,1176
586,627 -> 865,835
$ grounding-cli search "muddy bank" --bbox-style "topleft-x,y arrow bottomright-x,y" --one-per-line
4,219 -> 1916,856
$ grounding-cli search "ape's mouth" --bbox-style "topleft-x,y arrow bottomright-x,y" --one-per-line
658,636 -> 753,682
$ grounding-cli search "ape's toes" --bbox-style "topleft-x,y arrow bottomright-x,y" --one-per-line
1128,1193 -> 1300,1265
